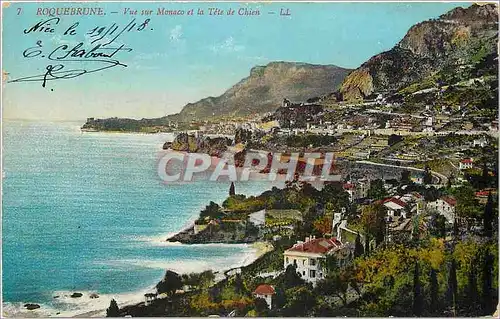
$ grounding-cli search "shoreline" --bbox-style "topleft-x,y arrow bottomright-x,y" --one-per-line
71,241 -> 272,318
80,129 -> 176,135
2,241 -> 272,318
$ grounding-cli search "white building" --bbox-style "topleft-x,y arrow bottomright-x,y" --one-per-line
248,210 -> 266,227
473,138 -> 488,148
357,179 -> 370,199
427,196 -> 456,223
383,197 -> 409,219
283,236 -> 348,285
459,158 -> 473,170
253,284 -> 275,309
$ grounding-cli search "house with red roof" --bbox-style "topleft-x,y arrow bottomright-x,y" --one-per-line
283,236 -> 349,285
253,284 -> 275,309
427,196 -> 456,223
383,197 -> 409,219
459,158 -> 473,170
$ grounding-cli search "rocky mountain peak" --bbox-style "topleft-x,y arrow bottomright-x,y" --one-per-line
340,3 -> 498,101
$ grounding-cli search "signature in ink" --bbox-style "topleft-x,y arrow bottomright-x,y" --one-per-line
9,41 -> 132,87
10,17 -> 151,88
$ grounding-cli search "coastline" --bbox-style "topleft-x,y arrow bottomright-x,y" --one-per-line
70,241 -> 272,318
2,241 -> 272,318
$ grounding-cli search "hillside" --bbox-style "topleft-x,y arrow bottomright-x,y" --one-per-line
340,3 -> 498,101
173,62 -> 350,121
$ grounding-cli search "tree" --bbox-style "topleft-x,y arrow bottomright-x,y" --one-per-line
232,273 -> 246,295
313,215 -> 332,235
453,218 -> 460,240
423,166 -> 433,185
423,186 -> 440,202
183,270 -> 215,290
447,173 -> 454,189
273,287 -> 287,310
446,259 -> 458,316
156,270 -> 183,297
277,264 -> 305,290
209,286 -> 222,303
430,213 -> 446,239
429,268 -> 439,315
483,192 -> 494,237
481,162 -> 490,188
106,299 -> 120,317
199,270 -> 215,288
229,182 -> 236,196
361,203 -> 386,246
400,170 -> 411,185
354,233 -> 364,258
319,254 -> 340,276
465,261 -> 479,315
320,183 -> 350,211
282,286 -> 316,316
455,186 -> 481,220
235,128 -> 252,144
481,250 -> 494,315
367,179 -> 387,201
254,297 -> 270,316
364,234 -> 370,255
413,261 -> 423,316
315,268 -> 353,306
388,134 -> 403,146
200,201 -> 223,219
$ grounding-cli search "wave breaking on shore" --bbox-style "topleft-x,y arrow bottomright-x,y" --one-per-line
2,241 -> 269,318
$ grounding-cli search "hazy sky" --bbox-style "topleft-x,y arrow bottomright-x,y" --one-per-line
2,2 -> 470,121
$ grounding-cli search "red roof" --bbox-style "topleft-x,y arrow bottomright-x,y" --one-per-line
441,196 -> 457,207
286,238 -> 342,254
461,158 -> 473,164
343,183 -> 355,190
476,191 -> 489,197
254,284 -> 275,295
383,197 -> 408,208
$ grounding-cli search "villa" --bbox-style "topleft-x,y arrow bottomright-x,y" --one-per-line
383,197 -> 409,219
283,236 -> 349,285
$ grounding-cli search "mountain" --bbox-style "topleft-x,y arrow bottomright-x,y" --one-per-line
173,62 -> 350,121
340,3 -> 498,101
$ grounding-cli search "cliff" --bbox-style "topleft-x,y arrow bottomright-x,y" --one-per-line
340,3 -> 498,101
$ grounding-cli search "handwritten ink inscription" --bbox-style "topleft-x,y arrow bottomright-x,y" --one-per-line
9,17 -> 151,88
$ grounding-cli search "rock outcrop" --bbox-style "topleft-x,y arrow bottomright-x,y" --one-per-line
340,3 -> 498,100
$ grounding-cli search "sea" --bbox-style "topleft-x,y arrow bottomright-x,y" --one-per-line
1,120 -> 277,317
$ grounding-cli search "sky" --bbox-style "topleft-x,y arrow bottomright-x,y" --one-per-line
2,1 -> 472,121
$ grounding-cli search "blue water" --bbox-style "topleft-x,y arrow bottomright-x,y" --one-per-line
2,121 -> 274,316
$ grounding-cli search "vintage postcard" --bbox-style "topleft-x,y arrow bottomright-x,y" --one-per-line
1,0 -> 499,317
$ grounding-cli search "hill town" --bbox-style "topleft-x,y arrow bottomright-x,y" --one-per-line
80,3 -> 499,318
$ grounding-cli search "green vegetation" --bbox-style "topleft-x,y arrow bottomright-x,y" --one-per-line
106,299 -> 120,317
156,270 -> 183,297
